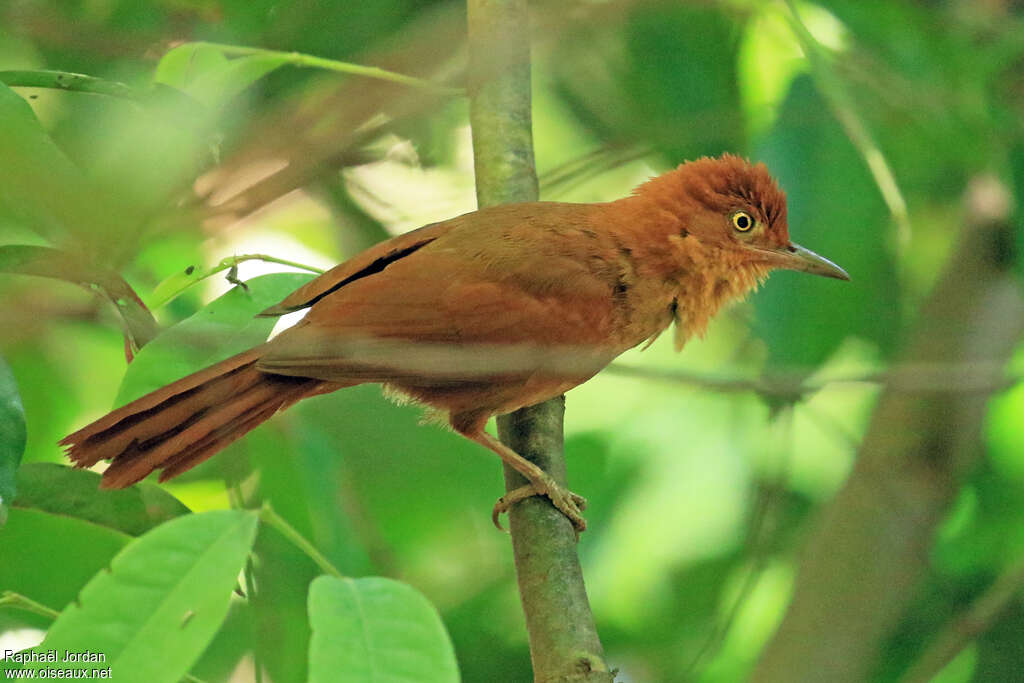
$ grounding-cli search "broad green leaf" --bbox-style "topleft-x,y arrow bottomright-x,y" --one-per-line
308,575 -> 460,683
186,54 -> 288,108
13,463 -> 190,536
27,510 -> 259,682
154,43 -> 229,90
623,4 -> 742,159
754,75 -> 899,369
155,43 -> 287,109
0,82 -> 123,250
116,272 -> 314,405
0,354 -> 25,524
0,508 -> 129,612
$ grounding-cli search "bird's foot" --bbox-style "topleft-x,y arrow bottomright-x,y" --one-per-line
492,474 -> 588,535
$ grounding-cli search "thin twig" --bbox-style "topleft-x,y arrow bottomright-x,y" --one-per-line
191,42 -> 463,96
149,254 -> 324,309
468,0 -> 612,680
899,557 -> 1024,683
607,362 -> 1020,397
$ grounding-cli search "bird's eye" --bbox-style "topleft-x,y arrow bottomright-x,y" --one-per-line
731,211 -> 754,232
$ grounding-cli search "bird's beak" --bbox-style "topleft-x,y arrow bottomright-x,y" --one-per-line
762,242 -> 850,280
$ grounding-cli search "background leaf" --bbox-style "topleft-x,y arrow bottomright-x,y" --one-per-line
0,508 -> 129,612
155,43 -> 287,109
154,43 -> 230,91
26,510 -> 258,682
552,3 -> 743,161
186,54 -> 289,109
0,82 -> 123,254
12,463 -> 190,536
754,75 -> 899,369
308,575 -> 460,683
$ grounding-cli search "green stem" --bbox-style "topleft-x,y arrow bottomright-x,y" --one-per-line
0,70 -> 141,101
191,42 -> 463,96
899,556 -> 1024,683
468,1 -> 612,681
150,253 -> 325,309
0,591 -> 60,620
258,503 -> 343,579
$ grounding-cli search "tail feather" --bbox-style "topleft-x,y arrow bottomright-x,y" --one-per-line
61,345 -> 332,489
156,398 -> 286,482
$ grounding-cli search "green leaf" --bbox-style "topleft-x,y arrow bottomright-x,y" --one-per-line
0,354 -> 25,525
13,463 -> 190,536
308,575 -> 460,683
186,54 -> 287,108
553,4 -> 743,161
754,75 -> 899,369
0,508 -> 129,612
26,510 -> 259,682
155,43 -> 287,109
116,272 -> 314,405
0,82 -> 122,249
154,43 -> 229,91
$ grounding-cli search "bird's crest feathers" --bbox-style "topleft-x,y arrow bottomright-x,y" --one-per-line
634,153 -> 789,245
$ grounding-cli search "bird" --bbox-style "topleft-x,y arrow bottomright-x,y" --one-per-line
61,154 -> 848,533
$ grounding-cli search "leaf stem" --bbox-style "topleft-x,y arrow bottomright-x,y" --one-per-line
150,254 -> 325,309
468,0 -> 612,680
258,503 -> 343,579
0,591 -> 59,620
899,556 -> 1024,683
190,42 -> 463,96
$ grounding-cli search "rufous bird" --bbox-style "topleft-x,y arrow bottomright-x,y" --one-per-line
62,154 -> 848,532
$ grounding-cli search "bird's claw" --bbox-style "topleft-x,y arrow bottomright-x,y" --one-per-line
492,475 -> 588,536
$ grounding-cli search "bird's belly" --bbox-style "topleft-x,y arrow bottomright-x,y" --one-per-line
386,363 -> 605,420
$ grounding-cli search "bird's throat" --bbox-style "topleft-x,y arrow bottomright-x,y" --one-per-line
669,250 -> 771,350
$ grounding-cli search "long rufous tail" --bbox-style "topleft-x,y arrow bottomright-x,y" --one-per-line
61,345 -> 331,489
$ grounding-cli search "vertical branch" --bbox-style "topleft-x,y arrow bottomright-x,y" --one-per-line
466,1 -> 613,681
752,177 -> 1024,682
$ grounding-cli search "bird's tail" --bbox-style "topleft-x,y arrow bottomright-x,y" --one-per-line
61,345 -> 331,489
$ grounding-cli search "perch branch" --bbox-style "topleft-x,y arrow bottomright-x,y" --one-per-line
467,1 -> 612,681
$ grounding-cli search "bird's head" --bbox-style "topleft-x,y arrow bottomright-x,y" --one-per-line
636,154 -> 849,281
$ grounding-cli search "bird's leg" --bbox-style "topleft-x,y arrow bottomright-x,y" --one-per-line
460,428 -> 587,534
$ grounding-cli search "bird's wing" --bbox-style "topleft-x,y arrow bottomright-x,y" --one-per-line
259,220 -> 453,317
258,234 -> 620,384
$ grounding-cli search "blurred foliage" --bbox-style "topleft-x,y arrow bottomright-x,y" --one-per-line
0,0 -> 1022,681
